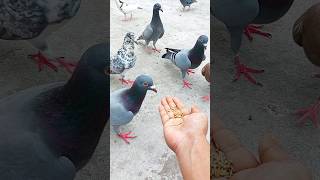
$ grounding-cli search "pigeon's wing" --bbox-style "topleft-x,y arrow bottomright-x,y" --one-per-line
159,27 -> 164,39
0,0 -> 80,40
110,102 -> 134,126
174,49 -> 192,71
0,131 -> 75,180
0,0 -> 48,40
141,24 -> 154,41
252,0 -> 294,24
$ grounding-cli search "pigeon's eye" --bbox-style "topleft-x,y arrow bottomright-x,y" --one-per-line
143,82 -> 148,87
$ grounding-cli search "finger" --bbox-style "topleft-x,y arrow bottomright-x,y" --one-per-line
158,104 -> 170,125
212,114 -> 259,172
259,133 -> 291,163
161,97 -> 174,118
166,96 -> 177,109
191,105 -> 201,113
172,97 -> 185,109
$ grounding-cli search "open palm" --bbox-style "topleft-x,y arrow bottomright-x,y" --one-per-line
158,96 -> 208,153
213,115 -> 312,180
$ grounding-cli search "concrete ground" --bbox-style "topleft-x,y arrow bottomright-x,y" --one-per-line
0,0 -> 109,179
110,0 -> 210,179
212,0 -> 320,179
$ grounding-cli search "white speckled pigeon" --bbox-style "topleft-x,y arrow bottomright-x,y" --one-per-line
137,3 -> 164,53
212,0 -> 294,86
180,0 -> 197,11
162,35 -> 208,89
110,32 -> 137,85
114,0 -> 143,21
0,0 -> 81,73
110,75 -> 157,144
0,42 -> 108,179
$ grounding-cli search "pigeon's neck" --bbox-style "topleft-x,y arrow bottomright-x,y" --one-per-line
125,84 -> 147,113
151,10 -> 161,25
188,42 -> 205,64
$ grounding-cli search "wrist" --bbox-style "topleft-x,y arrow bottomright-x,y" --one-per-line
175,134 -> 210,180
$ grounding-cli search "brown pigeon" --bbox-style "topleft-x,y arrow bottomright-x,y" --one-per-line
293,2 -> 320,127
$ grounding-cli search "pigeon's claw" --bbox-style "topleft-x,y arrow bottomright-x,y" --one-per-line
233,57 -> 264,86
57,57 -> 77,74
201,95 -> 210,102
118,132 -> 137,144
28,52 -> 58,72
295,99 -> 320,128
183,80 -> 192,89
244,24 -> 272,41
152,48 -> 161,53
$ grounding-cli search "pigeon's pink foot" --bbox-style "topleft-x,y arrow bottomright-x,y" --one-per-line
118,132 -> 137,144
183,79 -> 192,89
201,95 -> 210,102
187,69 -> 195,75
57,57 -> 77,74
152,48 -> 161,53
28,52 -> 58,72
233,56 -> 264,86
244,24 -> 272,41
119,78 -> 134,85
295,98 -> 320,128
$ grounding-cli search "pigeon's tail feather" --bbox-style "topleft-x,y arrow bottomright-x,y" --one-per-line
161,48 -> 177,62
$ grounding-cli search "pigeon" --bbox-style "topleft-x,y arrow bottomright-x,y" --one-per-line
0,42 -> 109,179
201,63 -> 210,101
180,0 -> 197,11
212,0 -> 294,86
137,3 -> 164,53
110,32 -> 137,85
114,0 -> 143,21
161,35 -> 208,89
0,0 -> 81,73
292,2 -> 320,127
110,75 -> 157,144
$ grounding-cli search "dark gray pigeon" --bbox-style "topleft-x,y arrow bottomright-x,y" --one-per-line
0,42 -> 108,179
180,0 -> 197,11
0,0 -> 81,73
212,0 -> 294,86
110,75 -> 157,144
137,3 -> 164,53
162,35 -> 208,89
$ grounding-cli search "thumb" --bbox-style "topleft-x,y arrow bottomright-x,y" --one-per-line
259,133 -> 290,163
191,105 -> 201,113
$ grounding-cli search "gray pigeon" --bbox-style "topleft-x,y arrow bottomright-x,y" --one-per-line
180,0 -> 197,11
137,3 -> 164,53
110,75 -> 157,144
162,35 -> 208,89
0,42 -> 108,179
0,0 -> 81,73
212,0 -> 294,86
110,32 -> 137,85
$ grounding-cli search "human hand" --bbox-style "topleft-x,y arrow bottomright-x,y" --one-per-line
213,114 -> 312,180
158,96 -> 208,154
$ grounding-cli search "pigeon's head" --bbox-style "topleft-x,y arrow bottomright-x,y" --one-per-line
197,35 -> 209,49
123,32 -> 137,48
153,3 -> 163,12
132,75 -> 157,93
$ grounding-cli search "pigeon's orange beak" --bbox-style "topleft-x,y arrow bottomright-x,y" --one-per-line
148,85 -> 157,93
